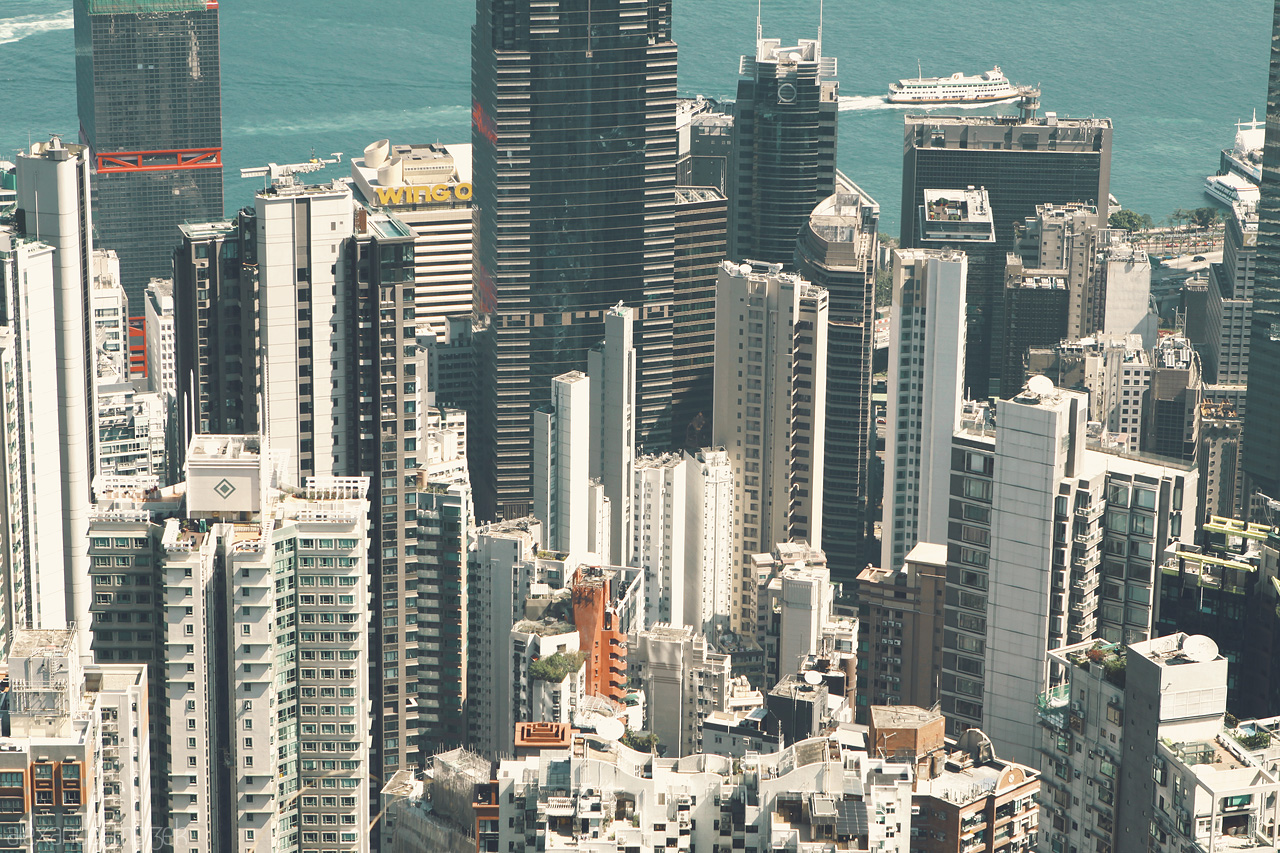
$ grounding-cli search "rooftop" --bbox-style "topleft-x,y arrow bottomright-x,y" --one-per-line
870,705 -> 941,731
188,434 -> 260,461
178,219 -> 236,240
9,629 -> 76,660
907,113 -> 1112,130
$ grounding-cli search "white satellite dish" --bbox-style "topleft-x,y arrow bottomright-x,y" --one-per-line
803,670 -> 823,686
1027,375 -> 1055,397
1181,635 -> 1218,663
594,718 -> 625,741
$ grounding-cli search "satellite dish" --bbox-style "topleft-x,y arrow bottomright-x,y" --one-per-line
1027,375 -> 1055,397
1181,635 -> 1218,663
594,718 -> 625,741
803,670 -> 823,686
738,263 -> 753,277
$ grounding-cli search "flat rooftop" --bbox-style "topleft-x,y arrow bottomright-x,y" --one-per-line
9,629 -> 76,659
907,113 -> 1112,130
870,706 -> 942,731
188,435 -> 260,461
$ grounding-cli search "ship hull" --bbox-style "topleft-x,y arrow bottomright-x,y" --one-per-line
887,90 -> 1018,105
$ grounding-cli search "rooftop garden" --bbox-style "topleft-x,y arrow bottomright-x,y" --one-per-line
530,650 -> 589,683
1069,642 -> 1127,688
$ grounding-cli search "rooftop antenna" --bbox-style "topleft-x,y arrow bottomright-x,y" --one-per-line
817,0 -> 824,57
756,0 -> 762,42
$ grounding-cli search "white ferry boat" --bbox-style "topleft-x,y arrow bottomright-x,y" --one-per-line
1220,112 -> 1264,185
887,65 -> 1019,104
1204,173 -> 1259,206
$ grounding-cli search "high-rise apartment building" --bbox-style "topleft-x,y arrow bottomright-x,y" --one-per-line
532,371 -> 609,559
174,181 -> 463,776
471,0 -> 678,518
87,436 -> 373,853
938,386 -> 1196,759
73,0 -> 223,307
627,624 -> 732,757
0,629 -> 151,853
855,543 -> 946,715
1245,3 -> 1280,501
795,176 -> 880,584
144,279 -> 176,400
411,407 -> 473,755
901,111 -> 1112,398
172,217 -> 256,447
630,448 -> 734,636
1203,201 -> 1256,401
880,249 -> 967,573
711,261 -> 828,634
730,35 -> 838,265
1027,334 -> 1151,453
6,138 -> 98,653
1144,334 -> 1202,462
1039,633 -> 1280,853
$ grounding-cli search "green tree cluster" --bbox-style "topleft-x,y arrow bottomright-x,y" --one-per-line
528,650 -> 589,682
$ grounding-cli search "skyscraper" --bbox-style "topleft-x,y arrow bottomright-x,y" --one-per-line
471,0 -> 677,519
795,176 -> 879,586
900,110 -> 1112,397
880,249 -> 967,573
711,261 -> 828,634
1244,0 -> 1280,502
6,139 -> 98,654
74,0 -> 223,309
730,35 -> 838,265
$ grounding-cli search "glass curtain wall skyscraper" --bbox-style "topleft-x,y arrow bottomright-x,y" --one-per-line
899,110 -> 1111,398
74,0 -> 223,310
730,35 -> 838,266
1244,0 -> 1280,502
471,0 -> 678,520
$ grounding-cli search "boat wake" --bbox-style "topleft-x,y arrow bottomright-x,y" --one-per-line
0,10 -> 74,47
838,94 -> 1022,112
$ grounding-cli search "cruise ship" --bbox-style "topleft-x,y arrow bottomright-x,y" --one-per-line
1219,113 -> 1264,185
1204,172 -> 1259,207
887,65 -> 1019,104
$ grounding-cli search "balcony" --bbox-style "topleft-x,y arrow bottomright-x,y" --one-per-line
1038,684 -> 1069,730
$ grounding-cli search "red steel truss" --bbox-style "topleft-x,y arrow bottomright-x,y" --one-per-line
96,147 -> 222,174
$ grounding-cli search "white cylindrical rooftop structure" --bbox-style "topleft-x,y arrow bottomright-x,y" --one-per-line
364,138 -> 390,169
377,155 -> 403,186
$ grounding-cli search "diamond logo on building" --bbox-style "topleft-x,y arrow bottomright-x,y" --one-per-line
214,478 -> 237,499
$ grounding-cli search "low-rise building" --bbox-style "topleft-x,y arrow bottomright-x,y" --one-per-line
493,731 -> 915,853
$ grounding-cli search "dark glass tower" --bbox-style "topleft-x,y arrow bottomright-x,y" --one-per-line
472,0 -> 678,519
1244,0 -> 1280,501
730,36 -> 838,266
795,177 -> 878,589
900,109 -> 1111,398
74,0 -> 223,311
672,185 -> 727,450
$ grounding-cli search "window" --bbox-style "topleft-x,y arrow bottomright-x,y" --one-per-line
963,478 -> 992,502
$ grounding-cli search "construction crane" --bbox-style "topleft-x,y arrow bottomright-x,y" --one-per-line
239,150 -> 343,184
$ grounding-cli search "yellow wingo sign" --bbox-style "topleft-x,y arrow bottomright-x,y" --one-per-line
374,183 -> 473,205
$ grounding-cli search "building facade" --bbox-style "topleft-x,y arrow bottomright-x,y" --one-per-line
730,35 -> 838,265
73,0 -> 223,306
711,261 -> 828,634
881,249 -> 967,573
795,177 -> 880,586
471,0 -> 678,518
901,112 -> 1113,398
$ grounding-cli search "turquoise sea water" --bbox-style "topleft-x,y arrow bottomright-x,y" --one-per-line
0,0 -> 1271,235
